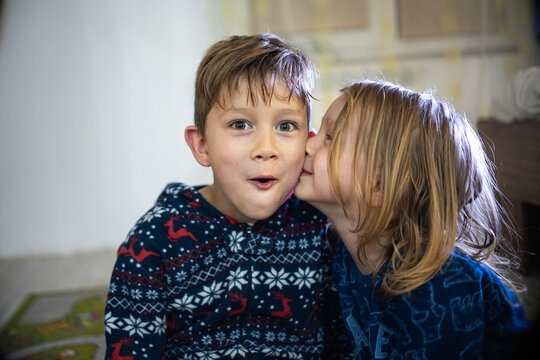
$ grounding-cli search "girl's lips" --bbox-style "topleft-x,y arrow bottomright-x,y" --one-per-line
300,169 -> 312,176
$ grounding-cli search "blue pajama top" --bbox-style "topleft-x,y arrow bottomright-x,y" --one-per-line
332,237 -> 531,359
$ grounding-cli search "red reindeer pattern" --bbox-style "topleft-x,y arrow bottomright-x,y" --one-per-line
228,291 -> 248,316
117,235 -> 159,262
271,290 -> 293,318
107,338 -> 134,360
164,217 -> 198,242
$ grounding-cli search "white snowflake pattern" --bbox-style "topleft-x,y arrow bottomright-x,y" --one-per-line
198,281 -> 226,305
175,270 -> 188,282
264,267 -> 290,289
224,344 -> 247,358
195,351 -> 220,360
152,315 -> 166,335
121,285 -> 129,296
298,238 -> 309,249
277,331 -> 287,342
288,240 -> 296,250
147,289 -> 158,300
104,312 -> 119,334
109,283 -> 117,294
251,271 -> 262,286
265,331 -> 275,342
293,267 -> 318,289
204,255 -> 214,266
251,330 -> 261,339
217,248 -> 227,258
275,239 -> 286,251
215,331 -> 226,343
172,293 -> 197,313
262,348 -> 281,357
191,263 -> 200,273
141,206 -> 168,223
290,335 -> 300,342
226,268 -> 248,290
230,329 -> 241,340
228,231 -> 245,252
123,314 -> 149,337
131,288 -> 142,300
201,334 -> 213,345
286,351 -> 303,359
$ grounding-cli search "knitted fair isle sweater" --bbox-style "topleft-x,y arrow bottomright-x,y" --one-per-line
105,182 -> 352,359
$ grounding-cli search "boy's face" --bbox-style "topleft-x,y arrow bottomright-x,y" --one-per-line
191,79 -> 308,223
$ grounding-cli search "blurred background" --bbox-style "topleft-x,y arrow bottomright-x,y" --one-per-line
1,0 -> 538,258
0,0 -> 539,326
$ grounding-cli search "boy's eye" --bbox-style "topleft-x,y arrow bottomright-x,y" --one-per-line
277,121 -> 298,132
230,120 -> 251,130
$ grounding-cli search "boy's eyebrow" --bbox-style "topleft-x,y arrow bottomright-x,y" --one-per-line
224,107 -> 306,117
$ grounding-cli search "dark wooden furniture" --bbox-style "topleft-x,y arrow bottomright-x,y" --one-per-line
478,119 -> 540,273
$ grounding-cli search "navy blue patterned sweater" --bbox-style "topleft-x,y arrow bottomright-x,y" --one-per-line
105,183 -> 352,359
332,238 -> 530,359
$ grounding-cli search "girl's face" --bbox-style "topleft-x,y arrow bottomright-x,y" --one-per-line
295,95 -> 356,217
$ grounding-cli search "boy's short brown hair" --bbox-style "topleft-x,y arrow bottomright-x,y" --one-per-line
194,33 -> 316,136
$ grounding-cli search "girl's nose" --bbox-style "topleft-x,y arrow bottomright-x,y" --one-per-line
305,136 -> 316,156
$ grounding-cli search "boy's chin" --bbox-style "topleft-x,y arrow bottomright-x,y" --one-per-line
243,205 -> 281,222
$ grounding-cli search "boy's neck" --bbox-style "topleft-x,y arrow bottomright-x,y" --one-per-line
198,185 -> 257,224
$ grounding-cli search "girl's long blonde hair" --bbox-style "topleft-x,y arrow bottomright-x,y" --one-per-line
329,80 -> 524,296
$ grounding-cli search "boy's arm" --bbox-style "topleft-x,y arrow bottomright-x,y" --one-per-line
321,231 -> 355,359
321,283 -> 355,359
104,225 -> 167,359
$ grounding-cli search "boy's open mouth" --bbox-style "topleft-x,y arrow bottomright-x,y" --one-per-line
249,177 -> 277,189
256,178 -> 272,183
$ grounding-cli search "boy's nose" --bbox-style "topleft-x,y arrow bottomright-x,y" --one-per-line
251,129 -> 279,160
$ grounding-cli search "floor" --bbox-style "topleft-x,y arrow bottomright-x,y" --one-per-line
1,248 -> 539,330
0,248 -> 117,329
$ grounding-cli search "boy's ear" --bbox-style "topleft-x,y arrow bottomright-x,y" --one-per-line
185,125 -> 211,167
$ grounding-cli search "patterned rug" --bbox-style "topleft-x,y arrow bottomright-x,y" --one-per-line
0,287 -> 107,360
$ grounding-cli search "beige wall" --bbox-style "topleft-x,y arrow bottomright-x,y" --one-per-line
210,0 -> 538,128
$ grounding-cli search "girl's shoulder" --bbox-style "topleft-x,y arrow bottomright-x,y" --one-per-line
436,251 -> 511,294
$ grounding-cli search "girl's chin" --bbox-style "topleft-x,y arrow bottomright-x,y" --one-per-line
293,185 -> 308,201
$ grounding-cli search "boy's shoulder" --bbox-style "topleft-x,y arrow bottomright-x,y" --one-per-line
129,182 -> 210,236
122,182 -> 218,252
156,182 -> 201,205
132,182 -> 203,225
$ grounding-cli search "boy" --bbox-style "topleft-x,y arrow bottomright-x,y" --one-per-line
104,33 -> 350,359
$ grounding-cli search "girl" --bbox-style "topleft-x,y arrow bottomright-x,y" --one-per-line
295,80 -> 531,359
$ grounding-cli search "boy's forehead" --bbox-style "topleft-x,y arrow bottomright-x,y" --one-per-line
216,78 -> 307,112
